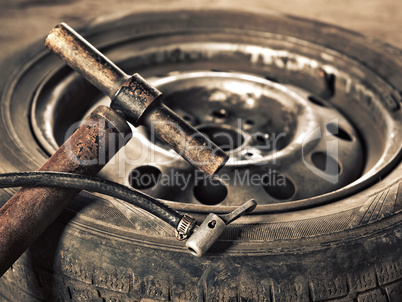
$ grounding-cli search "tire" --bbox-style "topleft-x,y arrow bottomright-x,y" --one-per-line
0,10 -> 401,302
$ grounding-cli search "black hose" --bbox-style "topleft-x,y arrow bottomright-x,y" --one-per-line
0,172 -> 183,229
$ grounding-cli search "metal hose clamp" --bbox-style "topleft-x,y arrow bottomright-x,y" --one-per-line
185,199 -> 257,256
175,214 -> 196,240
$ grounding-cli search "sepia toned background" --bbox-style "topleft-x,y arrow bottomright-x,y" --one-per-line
0,0 -> 401,63
0,1 -> 401,300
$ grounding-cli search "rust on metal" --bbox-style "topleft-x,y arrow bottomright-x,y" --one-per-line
0,106 -> 131,276
111,73 -> 163,126
45,23 -> 229,176
144,103 -> 229,175
45,23 -> 129,99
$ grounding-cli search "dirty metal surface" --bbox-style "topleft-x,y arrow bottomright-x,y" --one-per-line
0,106 -> 131,276
45,23 -> 229,176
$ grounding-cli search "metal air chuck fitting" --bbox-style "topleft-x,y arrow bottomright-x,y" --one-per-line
185,199 -> 257,257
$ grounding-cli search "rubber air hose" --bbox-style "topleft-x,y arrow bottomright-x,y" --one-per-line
0,171 -> 183,229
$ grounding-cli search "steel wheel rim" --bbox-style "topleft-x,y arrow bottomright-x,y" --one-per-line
2,10 -> 398,213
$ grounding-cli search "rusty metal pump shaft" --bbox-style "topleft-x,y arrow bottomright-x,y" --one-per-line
45,23 -> 229,176
0,106 -> 131,276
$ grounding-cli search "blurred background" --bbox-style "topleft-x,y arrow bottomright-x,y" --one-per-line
0,0 -> 401,63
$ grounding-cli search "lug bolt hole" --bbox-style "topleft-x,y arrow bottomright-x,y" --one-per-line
250,133 -> 270,147
211,109 -> 227,119
194,177 -> 228,205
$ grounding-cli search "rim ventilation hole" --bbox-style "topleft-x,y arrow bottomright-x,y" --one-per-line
326,123 -> 352,141
262,172 -> 296,200
198,125 -> 244,151
311,152 -> 341,175
129,166 -> 162,190
193,178 -> 228,205
308,95 -> 326,107
245,119 -> 255,125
